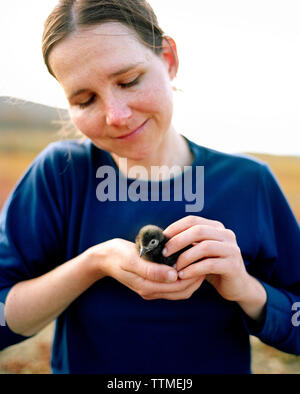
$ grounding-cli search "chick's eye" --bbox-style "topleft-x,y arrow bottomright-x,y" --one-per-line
150,239 -> 157,245
119,76 -> 140,89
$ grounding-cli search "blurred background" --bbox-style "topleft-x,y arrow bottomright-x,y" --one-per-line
0,0 -> 299,374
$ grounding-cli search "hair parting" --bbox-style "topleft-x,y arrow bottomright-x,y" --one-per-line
42,0 -> 164,77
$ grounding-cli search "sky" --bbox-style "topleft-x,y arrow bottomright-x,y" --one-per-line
0,0 -> 300,155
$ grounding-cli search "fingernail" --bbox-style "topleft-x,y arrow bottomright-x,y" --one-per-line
162,247 -> 167,257
167,270 -> 177,282
179,271 -> 184,279
173,263 -> 177,270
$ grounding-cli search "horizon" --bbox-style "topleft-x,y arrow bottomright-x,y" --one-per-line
1,94 -> 299,159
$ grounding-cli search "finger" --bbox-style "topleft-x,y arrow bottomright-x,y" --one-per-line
124,258 -> 178,283
143,277 -> 201,295
163,225 -> 227,257
163,215 -> 225,239
150,277 -> 205,300
178,258 -> 226,280
133,276 -> 202,300
175,240 -> 226,271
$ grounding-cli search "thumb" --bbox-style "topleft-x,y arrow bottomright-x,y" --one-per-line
138,259 -> 178,283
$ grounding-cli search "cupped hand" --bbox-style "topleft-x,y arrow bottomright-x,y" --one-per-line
88,238 -> 205,301
163,215 -> 250,302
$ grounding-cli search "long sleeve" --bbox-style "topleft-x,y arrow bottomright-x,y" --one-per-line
243,163 -> 300,355
0,143 -> 68,349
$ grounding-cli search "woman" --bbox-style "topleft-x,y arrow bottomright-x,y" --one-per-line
0,0 -> 299,374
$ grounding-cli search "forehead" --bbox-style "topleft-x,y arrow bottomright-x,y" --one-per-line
49,22 -> 154,83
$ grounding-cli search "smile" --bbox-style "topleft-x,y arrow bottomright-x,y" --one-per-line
115,119 -> 149,140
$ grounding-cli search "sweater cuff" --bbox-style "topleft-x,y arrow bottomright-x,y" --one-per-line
0,287 -> 29,350
242,280 -> 292,344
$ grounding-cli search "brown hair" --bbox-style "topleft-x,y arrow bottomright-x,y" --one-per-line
42,0 -> 164,77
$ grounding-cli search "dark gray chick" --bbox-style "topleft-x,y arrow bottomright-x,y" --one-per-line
135,224 -> 191,266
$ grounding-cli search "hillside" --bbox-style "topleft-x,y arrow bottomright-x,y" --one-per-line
0,96 -> 79,152
0,96 -> 69,131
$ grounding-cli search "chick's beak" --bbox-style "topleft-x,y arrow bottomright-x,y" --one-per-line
139,247 -> 147,257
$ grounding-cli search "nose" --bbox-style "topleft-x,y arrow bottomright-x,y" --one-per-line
105,94 -> 132,127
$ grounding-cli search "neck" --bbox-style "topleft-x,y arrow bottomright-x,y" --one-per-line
111,127 -> 194,181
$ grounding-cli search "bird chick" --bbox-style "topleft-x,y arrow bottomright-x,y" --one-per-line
135,224 -> 190,266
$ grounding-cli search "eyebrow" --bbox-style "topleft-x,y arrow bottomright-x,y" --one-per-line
68,63 -> 142,100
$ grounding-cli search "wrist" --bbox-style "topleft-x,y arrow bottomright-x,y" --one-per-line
236,274 -> 267,321
83,245 -> 108,281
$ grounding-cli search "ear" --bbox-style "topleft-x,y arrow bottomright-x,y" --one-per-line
160,36 -> 179,80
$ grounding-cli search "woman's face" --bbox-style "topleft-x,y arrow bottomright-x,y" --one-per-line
49,22 -> 178,161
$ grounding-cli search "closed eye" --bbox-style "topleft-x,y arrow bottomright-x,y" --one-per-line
77,76 -> 140,109
119,76 -> 140,89
78,95 -> 96,109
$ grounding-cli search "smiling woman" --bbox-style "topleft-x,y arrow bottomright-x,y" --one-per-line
47,22 -> 185,166
0,0 -> 300,375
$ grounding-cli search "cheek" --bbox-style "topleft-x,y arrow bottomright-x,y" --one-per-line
137,78 -> 173,118
70,108 -> 104,138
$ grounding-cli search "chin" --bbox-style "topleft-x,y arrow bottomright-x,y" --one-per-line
119,146 -> 154,162
114,137 -> 159,160
92,127 -> 166,162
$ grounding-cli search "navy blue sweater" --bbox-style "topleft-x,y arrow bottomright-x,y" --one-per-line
0,138 -> 299,373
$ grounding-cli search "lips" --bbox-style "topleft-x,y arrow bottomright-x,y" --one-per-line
115,119 -> 148,140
